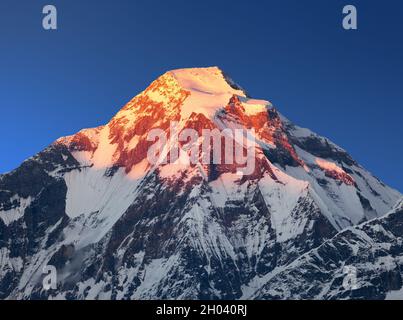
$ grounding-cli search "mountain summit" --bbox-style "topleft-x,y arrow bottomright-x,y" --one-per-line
0,67 -> 401,300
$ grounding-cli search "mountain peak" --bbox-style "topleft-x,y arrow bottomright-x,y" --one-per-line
1,67 -> 402,300
112,67 -> 250,123
134,66 -> 247,120
167,66 -> 246,97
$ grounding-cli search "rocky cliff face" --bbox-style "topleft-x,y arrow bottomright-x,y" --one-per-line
0,67 -> 401,299
251,199 -> 403,300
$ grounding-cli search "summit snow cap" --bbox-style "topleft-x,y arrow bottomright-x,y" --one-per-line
165,66 -> 267,119
169,66 -> 246,96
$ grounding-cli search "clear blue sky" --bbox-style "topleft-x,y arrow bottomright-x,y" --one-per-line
0,0 -> 402,192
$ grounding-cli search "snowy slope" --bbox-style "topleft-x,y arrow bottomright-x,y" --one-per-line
249,197 -> 403,300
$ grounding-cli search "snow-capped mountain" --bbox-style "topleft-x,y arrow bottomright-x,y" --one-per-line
0,67 -> 401,300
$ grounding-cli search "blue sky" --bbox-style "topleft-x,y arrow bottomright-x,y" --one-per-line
0,0 -> 402,191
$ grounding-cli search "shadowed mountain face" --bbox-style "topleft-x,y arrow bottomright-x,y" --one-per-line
0,67 -> 401,300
